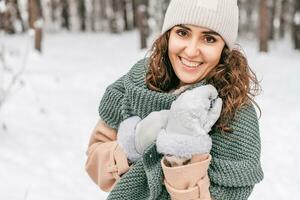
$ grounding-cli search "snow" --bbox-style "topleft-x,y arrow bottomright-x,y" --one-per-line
0,1 -> 6,12
0,31 -> 300,200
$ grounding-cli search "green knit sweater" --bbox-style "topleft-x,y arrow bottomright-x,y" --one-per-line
98,58 -> 264,200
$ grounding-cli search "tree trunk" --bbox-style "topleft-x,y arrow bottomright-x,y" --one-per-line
35,28 -> 42,51
0,6 -> 14,34
132,0 -> 148,28
158,0 -> 170,29
245,0 -> 254,34
12,0 -> 25,32
123,0 -> 129,30
132,0 -> 138,28
100,0 -> 107,19
50,0 -> 57,22
279,0 -> 288,38
292,0 -> 300,49
108,0 -> 118,33
2,0 -> 24,33
28,0 -> 43,52
90,0 -> 96,31
269,0 -> 276,40
78,0 -> 86,31
259,0 -> 269,52
61,0 -> 70,30
137,4 -> 148,49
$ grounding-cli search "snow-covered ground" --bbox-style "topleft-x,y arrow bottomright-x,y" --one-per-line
0,31 -> 299,200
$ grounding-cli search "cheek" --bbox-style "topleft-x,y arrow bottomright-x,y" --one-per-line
168,36 -> 183,56
203,46 -> 223,66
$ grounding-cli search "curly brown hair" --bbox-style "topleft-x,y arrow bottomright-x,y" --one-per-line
146,31 -> 261,133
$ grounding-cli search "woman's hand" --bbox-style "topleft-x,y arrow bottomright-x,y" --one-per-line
117,116 -> 142,163
135,110 -> 170,154
117,110 -> 169,163
156,84 -> 223,158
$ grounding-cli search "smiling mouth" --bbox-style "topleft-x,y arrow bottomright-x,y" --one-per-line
179,56 -> 204,68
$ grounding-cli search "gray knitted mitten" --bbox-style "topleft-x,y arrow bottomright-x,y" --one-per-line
117,110 -> 170,163
156,84 -> 223,158
135,110 -> 170,154
117,116 -> 142,163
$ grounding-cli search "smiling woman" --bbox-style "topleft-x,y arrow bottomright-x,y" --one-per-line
85,0 -> 264,200
168,25 -> 225,86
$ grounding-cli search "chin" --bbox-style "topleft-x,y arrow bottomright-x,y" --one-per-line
178,77 -> 199,86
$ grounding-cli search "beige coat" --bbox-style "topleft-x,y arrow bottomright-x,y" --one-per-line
85,120 -> 212,200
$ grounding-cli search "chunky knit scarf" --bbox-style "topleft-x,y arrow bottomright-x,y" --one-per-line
98,59 -> 263,200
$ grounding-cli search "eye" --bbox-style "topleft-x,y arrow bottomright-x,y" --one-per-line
176,29 -> 189,37
204,35 -> 217,43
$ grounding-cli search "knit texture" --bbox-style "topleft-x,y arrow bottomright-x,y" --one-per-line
99,58 -> 264,200
161,0 -> 239,50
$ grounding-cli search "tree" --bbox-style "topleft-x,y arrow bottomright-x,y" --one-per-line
279,0 -> 289,38
259,0 -> 269,52
0,0 -> 24,33
137,4 -> 148,49
269,0 -> 276,40
61,0 -> 70,30
148,0 -> 170,33
98,0 -> 108,31
292,0 -> 300,49
0,3 -> 14,34
28,0 -> 43,52
108,0 -> 119,33
244,0 -> 256,34
9,0 -> 25,32
90,0 -> 97,31
78,0 -> 86,31
122,0 -> 134,30
132,0 -> 138,28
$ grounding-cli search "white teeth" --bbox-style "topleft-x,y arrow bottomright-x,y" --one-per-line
180,57 -> 203,68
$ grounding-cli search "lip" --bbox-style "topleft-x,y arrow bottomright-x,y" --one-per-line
178,56 -> 203,72
180,56 -> 203,64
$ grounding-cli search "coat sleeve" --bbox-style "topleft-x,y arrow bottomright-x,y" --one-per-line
85,119 -> 130,192
208,103 -> 264,199
161,154 -> 212,200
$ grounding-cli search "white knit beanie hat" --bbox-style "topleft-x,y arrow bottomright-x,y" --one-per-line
161,0 -> 239,50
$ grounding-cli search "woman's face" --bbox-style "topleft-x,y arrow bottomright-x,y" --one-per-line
168,24 -> 225,86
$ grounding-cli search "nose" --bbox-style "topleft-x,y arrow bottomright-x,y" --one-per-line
184,39 -> 201,58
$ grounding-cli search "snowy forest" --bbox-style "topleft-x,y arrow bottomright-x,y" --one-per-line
1,0 -> 300,200
1,0 -> 300,51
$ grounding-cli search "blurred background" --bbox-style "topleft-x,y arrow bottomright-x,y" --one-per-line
1,0 -> 300,51
0,0 -> 300,200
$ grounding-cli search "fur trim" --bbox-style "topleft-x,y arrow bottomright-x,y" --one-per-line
156,130 -> 212,158
117,116 -> 142,162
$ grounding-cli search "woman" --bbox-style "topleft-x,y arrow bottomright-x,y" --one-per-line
85,0 -> 263,199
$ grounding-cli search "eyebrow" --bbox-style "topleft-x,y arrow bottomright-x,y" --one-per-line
176,24 -> 221,36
